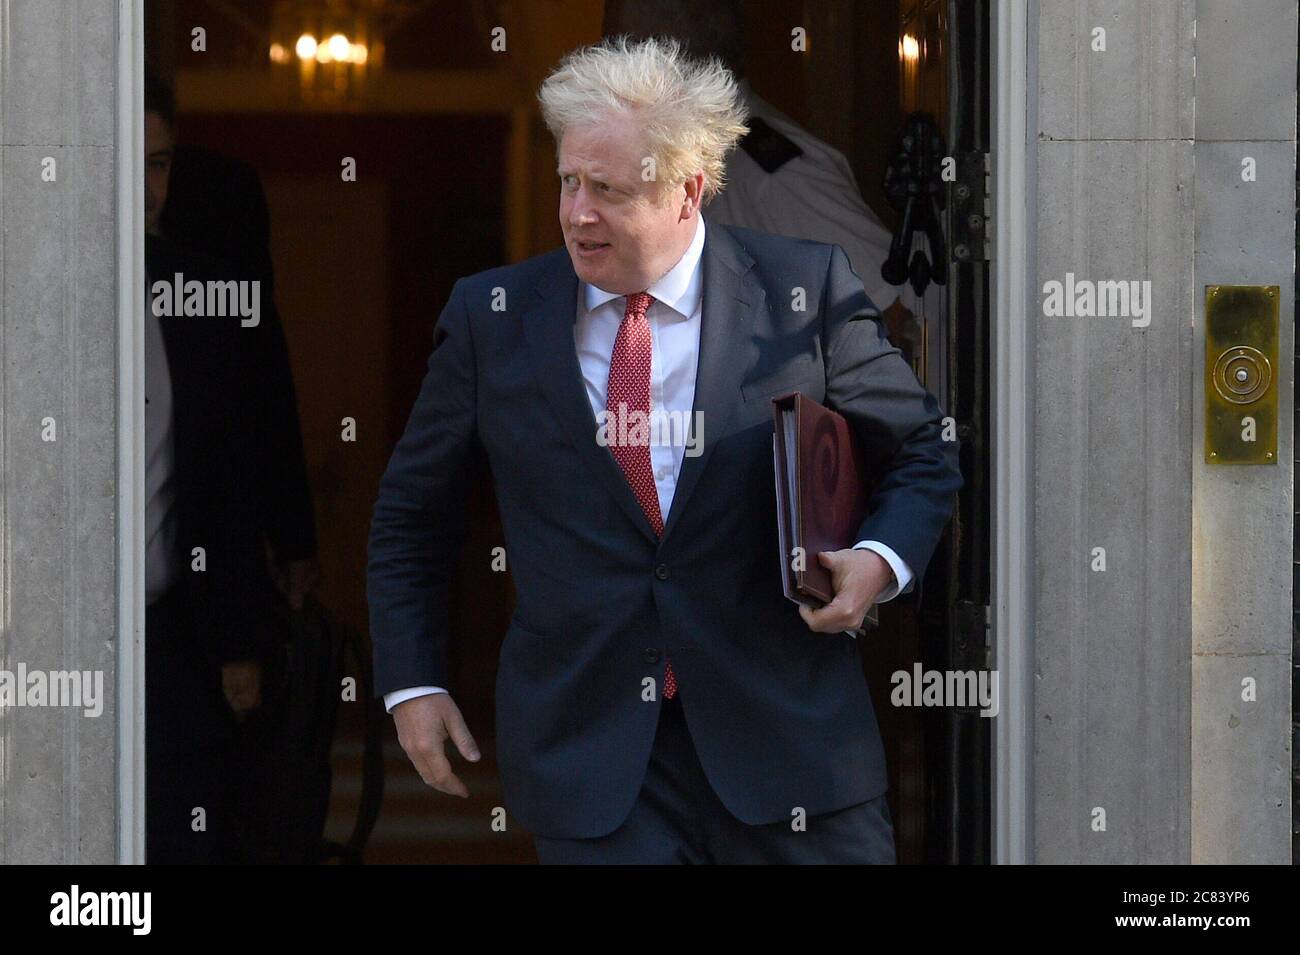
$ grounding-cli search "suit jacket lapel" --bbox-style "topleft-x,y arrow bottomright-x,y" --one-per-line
660,225 -> 761,545
523,254 -> 661,545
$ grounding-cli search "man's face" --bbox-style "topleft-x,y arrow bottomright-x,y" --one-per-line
557,112 -> 700,294
144,110 -> 173,235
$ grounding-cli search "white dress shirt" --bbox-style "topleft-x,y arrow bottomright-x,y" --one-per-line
384,214 -> 913,713
145,273 -> 181,605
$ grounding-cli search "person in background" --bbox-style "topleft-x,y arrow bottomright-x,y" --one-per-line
144,73 -> 273,862
159,101 -> 319,611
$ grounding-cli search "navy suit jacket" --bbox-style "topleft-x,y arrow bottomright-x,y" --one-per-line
367,221 -> 962,839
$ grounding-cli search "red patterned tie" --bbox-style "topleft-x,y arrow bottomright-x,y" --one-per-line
606,291 -> 678,700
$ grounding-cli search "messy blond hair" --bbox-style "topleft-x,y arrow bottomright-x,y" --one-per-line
537,34 -> 750,204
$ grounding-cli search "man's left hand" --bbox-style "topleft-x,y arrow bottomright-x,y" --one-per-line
798,549 -> 895,633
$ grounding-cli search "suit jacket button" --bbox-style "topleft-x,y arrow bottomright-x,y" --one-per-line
643,648 -> 660,664
654,564 -> 670,580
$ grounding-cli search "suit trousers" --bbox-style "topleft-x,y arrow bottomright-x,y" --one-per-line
145,583 -> 237,864
533,692 -> 897,864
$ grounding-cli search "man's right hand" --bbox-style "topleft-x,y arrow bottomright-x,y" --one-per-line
392,692 -> 481,798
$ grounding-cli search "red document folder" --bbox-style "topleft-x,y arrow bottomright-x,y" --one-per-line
772,392 -> 880,630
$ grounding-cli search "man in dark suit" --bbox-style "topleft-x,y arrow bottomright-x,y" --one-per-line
145,78 -> 275,862
367,36 -> 962,863
144,230 -> 275,862
159,124 -> 319,612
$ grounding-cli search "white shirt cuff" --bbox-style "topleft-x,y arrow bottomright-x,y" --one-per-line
852,540 -> 914,602
384,685 -> 447,714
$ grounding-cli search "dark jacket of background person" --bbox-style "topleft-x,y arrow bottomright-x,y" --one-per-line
146,232 -> 278,669
162,146 -> 318,564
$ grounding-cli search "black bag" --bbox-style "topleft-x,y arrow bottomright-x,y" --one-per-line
227,593 -> 385,864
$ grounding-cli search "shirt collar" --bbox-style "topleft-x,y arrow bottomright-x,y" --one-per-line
581,214 -> 706,320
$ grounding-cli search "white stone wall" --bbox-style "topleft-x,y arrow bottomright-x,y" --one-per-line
0,0 -> 120,864
1031,0 -> 1294,863
1190,0 -> 1295,865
